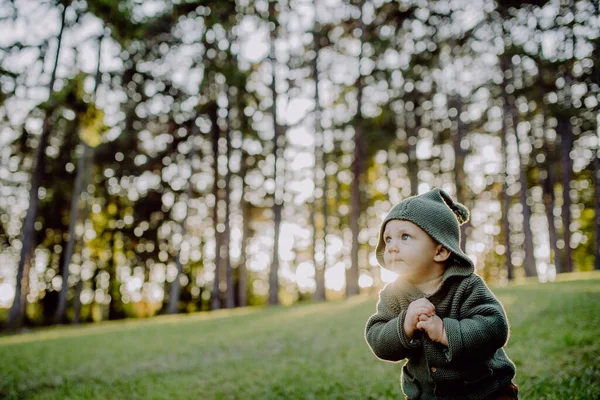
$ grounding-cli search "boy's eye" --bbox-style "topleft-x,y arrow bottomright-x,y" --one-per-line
401,234 -> 411,240
385,236 -> 391,244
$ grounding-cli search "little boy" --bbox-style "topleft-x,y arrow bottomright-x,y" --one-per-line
365,188 -> 518,400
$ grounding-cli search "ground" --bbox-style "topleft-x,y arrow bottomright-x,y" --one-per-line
1,271 -> 599,399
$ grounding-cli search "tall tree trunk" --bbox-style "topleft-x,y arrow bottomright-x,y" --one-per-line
310,193 -> 321,299
448,44 -> 470,247
312,2 -> 326,301
72,278 -> 83,324
167,181 -> 192,314
500,58 -> 514,281
106,203 -> 125,321
406,102 -> 419,196
385,149 -> 394,203
73,144 -> 95,324
72,33 -> 102,324
347,0 -> 365,298
513,108 -> 537,277
593,0 -> 600,271
55,140 -> 86,323
268,0 -> 282,305
558,3 -> 575,274
540,118 -> 562,274
167,130 -> 196,314
450,96 -> 471,251
7,4 -> 67,329
210,105 -> 222,310
558,116 -> 573,273
532,72 -> 563,275
56,34 -> 104,324
542,160 -> 562,274
224,101 -> 234,309
334,138 -> 344,273
595,132 -> 600,271
238,152 -> 249,307
41,241 -> 66,324
107,228 -> 124,320
320,146 -> 329,296
269,180 -> 283,306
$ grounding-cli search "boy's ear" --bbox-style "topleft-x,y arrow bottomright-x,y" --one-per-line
434,245 -> 451,262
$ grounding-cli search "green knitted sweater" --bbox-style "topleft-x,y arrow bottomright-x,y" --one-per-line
365,265 -> 516,400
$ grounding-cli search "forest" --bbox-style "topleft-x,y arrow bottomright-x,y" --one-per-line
0,0 -> 599,331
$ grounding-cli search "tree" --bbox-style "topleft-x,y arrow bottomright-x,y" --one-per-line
512,96 -> 537,277
166,129 -> 197,314
312,0 -> 326,302
56,33 -> 105,323
500,55 -> 515,281
347,0 -> 366,298
7,3 -> 68,329
267,0 -> 286,306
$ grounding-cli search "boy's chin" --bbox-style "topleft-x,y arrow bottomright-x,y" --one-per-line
383,267 -> 420,281
383,263 -> 405,273
382,266 -> 409,277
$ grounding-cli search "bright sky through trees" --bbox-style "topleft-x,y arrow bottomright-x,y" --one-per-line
0,0 -> 598,323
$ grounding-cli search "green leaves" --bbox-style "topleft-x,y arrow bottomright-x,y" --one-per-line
78,103 -> 106,148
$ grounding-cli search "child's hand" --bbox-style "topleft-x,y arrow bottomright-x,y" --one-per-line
416,314 -> 448,346
404,298 -> 436,339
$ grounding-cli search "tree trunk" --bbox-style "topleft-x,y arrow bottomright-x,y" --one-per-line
500,59 -> 514,281
55,142 -> 87,323
594,0 -> 600,271
270,205 -> 283,306
313,4 -> 326,301
72,278 -> 83,324
543,162 -> 562,274
224,103 -> 234,309
268,0 -> 282,306
407,105 -> 420,196
73,143 -> 95,324
558,116 -> 573,273
107,214 -> 125,321
595,135 -> 600,271
210,104 -> 222,310
56,34 -> 104,324
333,138 -> 345,274
311,196 -> 322,300
558,9 -> 575,273
7,4 -> 67,330
320,146 -> 329,297
167,130 -> 196,314
539,117 -> 563,274
512,109 -> 537,277
107,241 -> 120,319
167,182 -> 192,314
238,152 -> 249,307
450,96 -> 471,251
347,0 -> 365,298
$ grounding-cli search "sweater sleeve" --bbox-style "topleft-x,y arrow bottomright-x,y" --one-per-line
442,275 -> 510,363
365,286 -> 420,362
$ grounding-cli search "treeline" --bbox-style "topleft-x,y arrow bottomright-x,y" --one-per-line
0,0 -> 598,330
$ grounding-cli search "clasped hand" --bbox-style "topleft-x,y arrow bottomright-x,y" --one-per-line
403,298 -> 448,346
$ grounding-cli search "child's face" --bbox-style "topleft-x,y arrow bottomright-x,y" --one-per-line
383,220 -> 443,281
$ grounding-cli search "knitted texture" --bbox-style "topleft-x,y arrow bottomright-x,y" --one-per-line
376,188 -> 473,269
365,272 -> 516,400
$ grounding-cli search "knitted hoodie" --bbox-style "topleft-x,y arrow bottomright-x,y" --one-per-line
365,189 -> 516,399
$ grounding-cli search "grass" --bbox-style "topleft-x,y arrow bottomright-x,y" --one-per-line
1,271 -> 599,400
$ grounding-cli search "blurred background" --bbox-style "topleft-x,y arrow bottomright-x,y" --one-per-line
0,0 -> 598,330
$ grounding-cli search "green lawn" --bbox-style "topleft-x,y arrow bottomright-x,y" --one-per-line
1,271 -> 599,400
